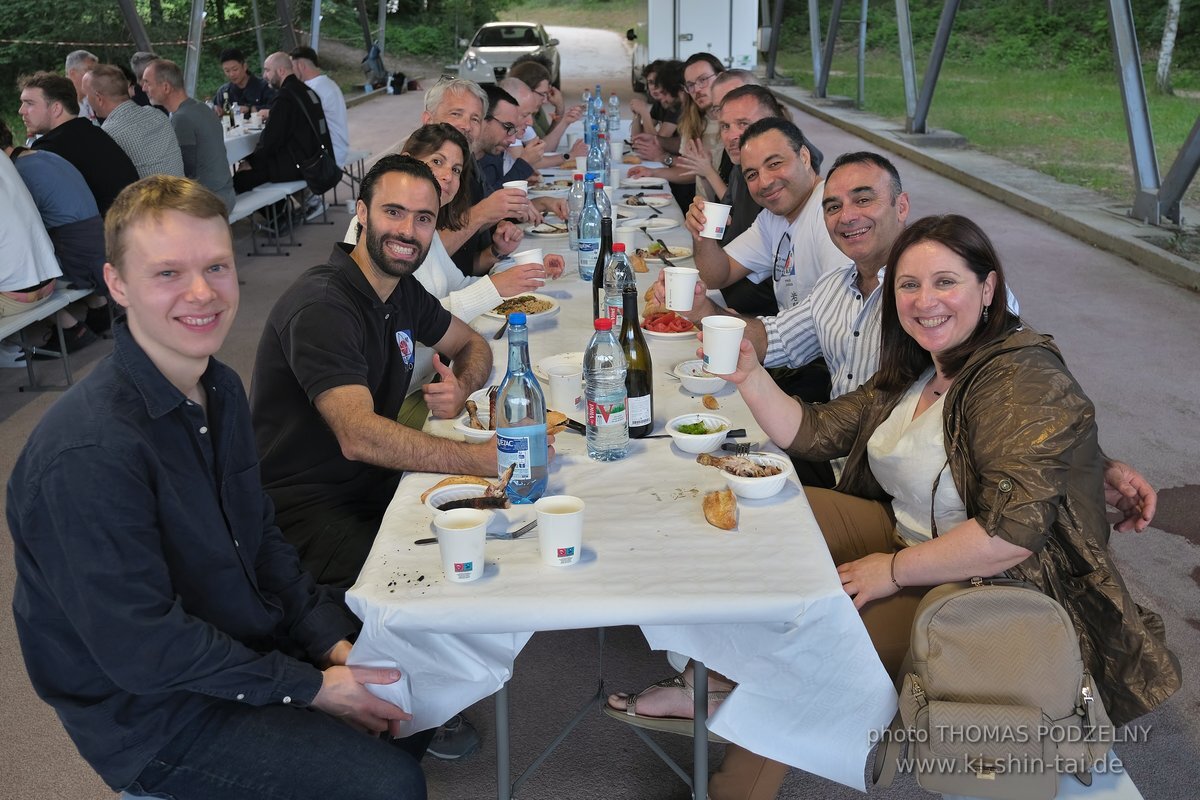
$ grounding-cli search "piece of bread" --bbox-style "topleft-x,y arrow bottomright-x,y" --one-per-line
546,409 -> 569,436
622,154 -> 642,165
703,488 -> 738,530
630,252 -> 648,273
702,394 -> 719,410
420,475 -> 491,504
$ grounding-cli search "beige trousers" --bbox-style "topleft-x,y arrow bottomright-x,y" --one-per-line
709,487 -> 928,800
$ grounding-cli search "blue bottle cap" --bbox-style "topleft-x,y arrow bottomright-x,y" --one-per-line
508,312 -> 527,325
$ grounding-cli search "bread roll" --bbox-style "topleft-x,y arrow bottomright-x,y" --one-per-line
703,488 -> 738,530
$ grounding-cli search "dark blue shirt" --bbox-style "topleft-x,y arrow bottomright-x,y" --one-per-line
212,72 -> 277,110
7,321 -> 359,789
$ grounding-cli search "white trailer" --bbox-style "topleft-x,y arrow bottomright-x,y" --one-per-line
626,0 -> 761,91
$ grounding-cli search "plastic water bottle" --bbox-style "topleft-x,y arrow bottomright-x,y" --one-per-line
587,126 -> 606,177
577,175 -> 601,281
594,180 -> 612,219
603,243 -> 636,330
608,92 -> 621,133
584,318 -> 628,461
495,312 -> 548,503
566,172 -> 585,252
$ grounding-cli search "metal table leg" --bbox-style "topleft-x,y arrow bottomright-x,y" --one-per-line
496,681 -> 511,800
693,660 -> 709,800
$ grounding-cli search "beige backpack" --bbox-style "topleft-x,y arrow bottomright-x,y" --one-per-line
873,579 -> 1114,799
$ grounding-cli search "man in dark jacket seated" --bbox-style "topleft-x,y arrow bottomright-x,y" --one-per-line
233,52 -> 332,194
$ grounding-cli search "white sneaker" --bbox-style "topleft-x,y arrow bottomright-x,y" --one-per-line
0,341 -> 27,369
304,198 -> 327,222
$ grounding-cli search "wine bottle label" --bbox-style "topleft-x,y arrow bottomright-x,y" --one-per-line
587,398 -> 627,427
628,394 -> 652,427
497,424 -> 546,480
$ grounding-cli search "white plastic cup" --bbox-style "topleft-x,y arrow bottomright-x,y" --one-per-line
434,508 -> 489,582
575,156 -> 589,174
502,179 -> 529,194
547,364 -> 583,411
535,495 -> 585,566
603,184 -> 616,206
701,316 -> 747,375
698,201 -> 732,240
614,227 -> 638,253
664,267 -> 700,312
609,138 -> 624,165
508,248 -> 546,285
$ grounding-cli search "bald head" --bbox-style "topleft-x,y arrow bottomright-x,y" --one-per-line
499,77 -> 538,127
262,52 -> 293,90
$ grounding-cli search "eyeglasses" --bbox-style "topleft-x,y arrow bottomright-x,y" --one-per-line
773,231 -> 794,282
684,72 -> 717,93
486,115 -> 518,136
533,88 -> 550,102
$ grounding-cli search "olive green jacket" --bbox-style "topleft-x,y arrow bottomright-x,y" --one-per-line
788,325 -> 1181,725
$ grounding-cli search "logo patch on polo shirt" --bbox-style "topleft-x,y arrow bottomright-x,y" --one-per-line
395,330 -> 415,367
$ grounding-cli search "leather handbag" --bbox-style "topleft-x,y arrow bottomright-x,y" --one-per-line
873,578 -> 1114,799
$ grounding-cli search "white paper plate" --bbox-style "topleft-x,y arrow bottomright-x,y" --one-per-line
641,327 -> 697,340
483,293 -> 561,321
534,351 -> 585,381
634,245 -> 693,263
453,412 -> 495,443
618,195 -> 673,209
422,484 -> 533,533
617,218 -> 680,234
621,177 -> 667,189
525,222 -> 569,236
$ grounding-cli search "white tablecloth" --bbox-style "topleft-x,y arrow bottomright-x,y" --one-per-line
223,126 -> 261,166
346,167 -> 897,790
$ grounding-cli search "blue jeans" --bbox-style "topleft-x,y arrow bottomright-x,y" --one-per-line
123,702 -> 427,800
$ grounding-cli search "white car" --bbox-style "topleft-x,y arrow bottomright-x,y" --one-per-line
456,22 -> 561,87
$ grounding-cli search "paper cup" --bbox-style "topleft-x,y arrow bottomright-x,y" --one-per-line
614,227 -> 638,252
547,364 -> 583,411
701,316 -> 747,375
603,184 -> 616,206
698,201 -> 732,240
575,156 -> 589,174
510,247 -> 544,266
664,267 -> 700,311
502,180 -> 529,194
535,495 -> 585,566
609,138 -> 624,165
434,508 -> 488,582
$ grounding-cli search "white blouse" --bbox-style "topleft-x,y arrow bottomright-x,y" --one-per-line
867,369 -> 969,546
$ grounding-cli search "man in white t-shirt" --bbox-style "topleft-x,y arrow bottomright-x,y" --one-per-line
289,47 -> 349,167
686,117 -> 850,314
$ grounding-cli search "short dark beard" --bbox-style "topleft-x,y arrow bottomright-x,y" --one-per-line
365,224 -> 427,279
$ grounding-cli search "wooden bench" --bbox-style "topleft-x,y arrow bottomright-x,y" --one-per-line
0,286 -> 93,391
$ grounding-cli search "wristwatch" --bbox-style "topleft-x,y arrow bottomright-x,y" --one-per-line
663,154 -> 676,167
562,152 -> 572,162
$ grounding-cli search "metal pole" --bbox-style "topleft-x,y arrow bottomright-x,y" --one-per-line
766,0 -> 785,80
894,0 -> 918,126
115,0 -> 153,52
1157,113 -> 1200,224
377,0 -> 387,60
1107,0 -> 1162,223
857,0 -> 868,107
310,0 -> 321,49
809,0 -> 822,83
183,0 -> 205,99
911,0 -> 961,134
693,660 -> 709,800
495,683 -> 511,800
815,0 -> 845,98
251,0 -> 266,67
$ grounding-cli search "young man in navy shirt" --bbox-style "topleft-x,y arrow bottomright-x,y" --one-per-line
8,176 -> 427,799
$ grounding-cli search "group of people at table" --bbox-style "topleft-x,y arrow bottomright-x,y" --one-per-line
6,44 -> 1181,800
1,45 -> 351,366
